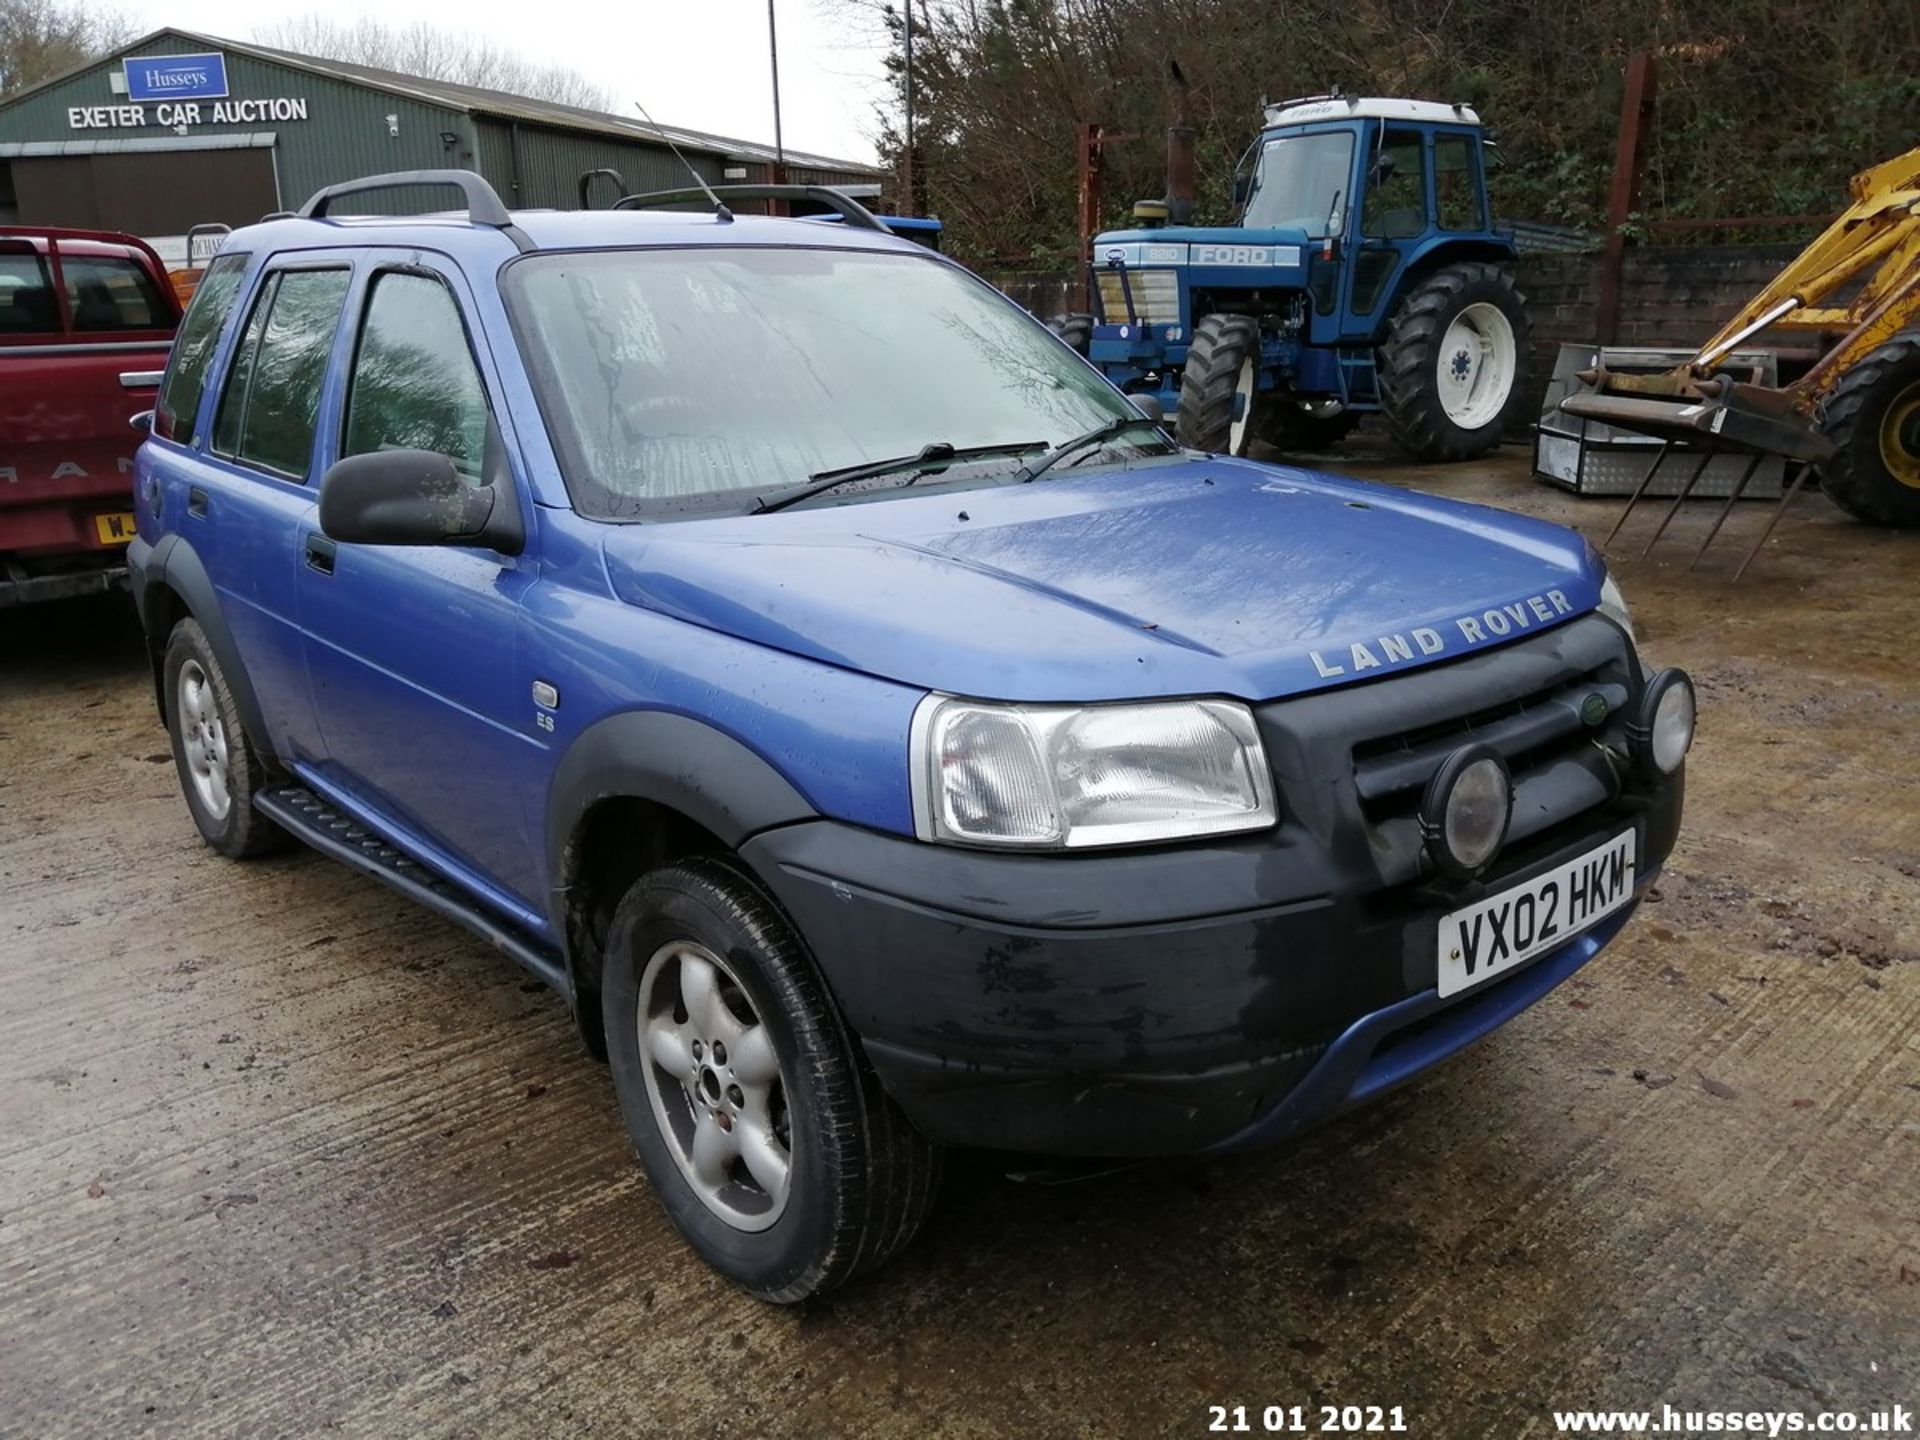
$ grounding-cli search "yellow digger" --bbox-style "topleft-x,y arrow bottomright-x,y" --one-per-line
1561,145 -> 1920,565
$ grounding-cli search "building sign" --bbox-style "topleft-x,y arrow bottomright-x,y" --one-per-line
68,97 -> 309,130
124,52 -> 229,101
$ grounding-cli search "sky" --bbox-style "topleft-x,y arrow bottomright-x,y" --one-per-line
115,0 -> 896,165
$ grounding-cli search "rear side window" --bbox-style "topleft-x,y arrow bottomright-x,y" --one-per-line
0,250 -> 59,335
156,253 -> 248,444
342,271 -> 490,480
63,254 -> 171,331
212,267 -> 350,480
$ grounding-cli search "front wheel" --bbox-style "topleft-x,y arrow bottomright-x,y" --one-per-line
1377,262 -> 1529,462
1816,329 -> 1920,528
602,857 -> 942,1303
1176,312 -> 1262,454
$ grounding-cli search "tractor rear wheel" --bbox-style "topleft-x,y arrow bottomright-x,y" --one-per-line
1377,262 -> 1529,462
1051,312 -> 1094,356
1177,313 -> 1262,454
1816,329 -> 1920,529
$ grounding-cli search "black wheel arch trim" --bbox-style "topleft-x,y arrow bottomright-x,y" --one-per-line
543,708 -> 822,965
131,532 -> 274,750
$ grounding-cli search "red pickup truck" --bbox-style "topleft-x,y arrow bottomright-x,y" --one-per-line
1,227 -> 181,607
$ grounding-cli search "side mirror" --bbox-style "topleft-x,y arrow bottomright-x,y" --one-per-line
318,449 -> 524,555
1369,151 -> 1398,186
1130,393 -> 1167,427
129,410 -> 154,433
1230,174 -> 1251,207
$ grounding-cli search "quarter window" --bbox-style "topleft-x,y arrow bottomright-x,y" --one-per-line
212,267 -> 350,479
156,253 -> 249,444
343,271 -> 490,481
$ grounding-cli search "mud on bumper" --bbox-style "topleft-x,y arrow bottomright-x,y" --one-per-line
742,614 -> 1683,1157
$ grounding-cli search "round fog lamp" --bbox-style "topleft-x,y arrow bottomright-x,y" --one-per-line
1420,744 -> 1512,879
1630,668 -> 1695,778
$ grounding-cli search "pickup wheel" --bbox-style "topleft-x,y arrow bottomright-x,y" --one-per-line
602,856 -> 942,1303
1377,262 -> 1529,462
162,618 -> 289,859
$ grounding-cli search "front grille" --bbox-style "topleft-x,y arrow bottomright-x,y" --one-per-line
1095,269 -> 1181,328
1256,614 -> 1640,893
1353,662 -> 1630,853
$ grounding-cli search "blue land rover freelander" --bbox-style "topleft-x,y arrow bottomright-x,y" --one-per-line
128,171 -> 1692,1302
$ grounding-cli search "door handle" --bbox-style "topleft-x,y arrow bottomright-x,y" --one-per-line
187,486 -> 209,518
304,533 -> 337,575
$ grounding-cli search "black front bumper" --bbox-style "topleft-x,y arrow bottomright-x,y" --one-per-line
745,615 -> 1683,1158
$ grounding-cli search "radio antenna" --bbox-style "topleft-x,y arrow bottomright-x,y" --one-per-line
633,99 -> 733,222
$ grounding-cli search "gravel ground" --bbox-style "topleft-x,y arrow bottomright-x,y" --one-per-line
1,444 -> 1915,1438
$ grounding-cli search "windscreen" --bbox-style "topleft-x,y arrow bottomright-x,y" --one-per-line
1242,132 -> 1357,235
504,246 -> 1133,517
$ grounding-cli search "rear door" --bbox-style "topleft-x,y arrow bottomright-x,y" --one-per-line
295,255 -> 543,919
152,253 -> 353,761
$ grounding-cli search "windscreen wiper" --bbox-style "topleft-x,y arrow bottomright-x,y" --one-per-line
753,440 -> 1044,514
1019,415 -> 1169,484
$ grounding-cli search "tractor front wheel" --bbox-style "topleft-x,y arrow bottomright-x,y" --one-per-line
1816,329 -> 1920,529
1377,262 -> 1529,462
1177,313 -> 1262,454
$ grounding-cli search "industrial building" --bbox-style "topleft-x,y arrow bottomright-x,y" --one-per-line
0,28 -> 882,258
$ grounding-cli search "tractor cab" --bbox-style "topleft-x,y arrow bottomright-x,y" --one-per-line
1081,97 -> 1527,462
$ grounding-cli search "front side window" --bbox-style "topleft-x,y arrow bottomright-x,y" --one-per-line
156,253 -> 248,444
342,271 -> 489,481
63,253 -> 171,331
505,247 -> 1144,517
1242,132 -> 1356,235
0,250 -> 58,334
212,267 -> 350,479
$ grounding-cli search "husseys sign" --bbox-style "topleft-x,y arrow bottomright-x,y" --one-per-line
67,52 -> 310,131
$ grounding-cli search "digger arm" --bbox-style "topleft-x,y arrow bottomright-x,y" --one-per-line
1688,145 -> 1920,396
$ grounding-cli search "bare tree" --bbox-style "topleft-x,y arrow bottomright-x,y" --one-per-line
251,15 -> 614,111
0,0 -> 131,98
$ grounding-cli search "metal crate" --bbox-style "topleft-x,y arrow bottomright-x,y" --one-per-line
1534,343 -> 1786,499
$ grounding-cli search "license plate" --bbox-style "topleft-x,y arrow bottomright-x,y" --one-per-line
1437,830 -> 1636,998
93,512 -> 136,546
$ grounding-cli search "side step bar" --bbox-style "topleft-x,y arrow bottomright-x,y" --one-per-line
255,785 -> 569,995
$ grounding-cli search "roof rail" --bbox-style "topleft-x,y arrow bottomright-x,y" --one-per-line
296,170 -> 534,252
612,184 -> 890,234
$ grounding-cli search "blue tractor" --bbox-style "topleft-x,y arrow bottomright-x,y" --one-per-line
1073,96 -> 1530,462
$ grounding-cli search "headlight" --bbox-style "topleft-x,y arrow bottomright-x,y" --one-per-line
1629,669 -> 1695,778
1419,744 -> 1512,879
911,696 -> 1276,849
1598,572 -> 1635,643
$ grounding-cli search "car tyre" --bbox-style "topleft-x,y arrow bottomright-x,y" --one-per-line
162,617 -> 290,859
602,856 -> 942,1303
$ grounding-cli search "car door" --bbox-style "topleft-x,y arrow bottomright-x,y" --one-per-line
151,253 -> 351,763
1340,125 -> 1430,341
296,255 -> 543,918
